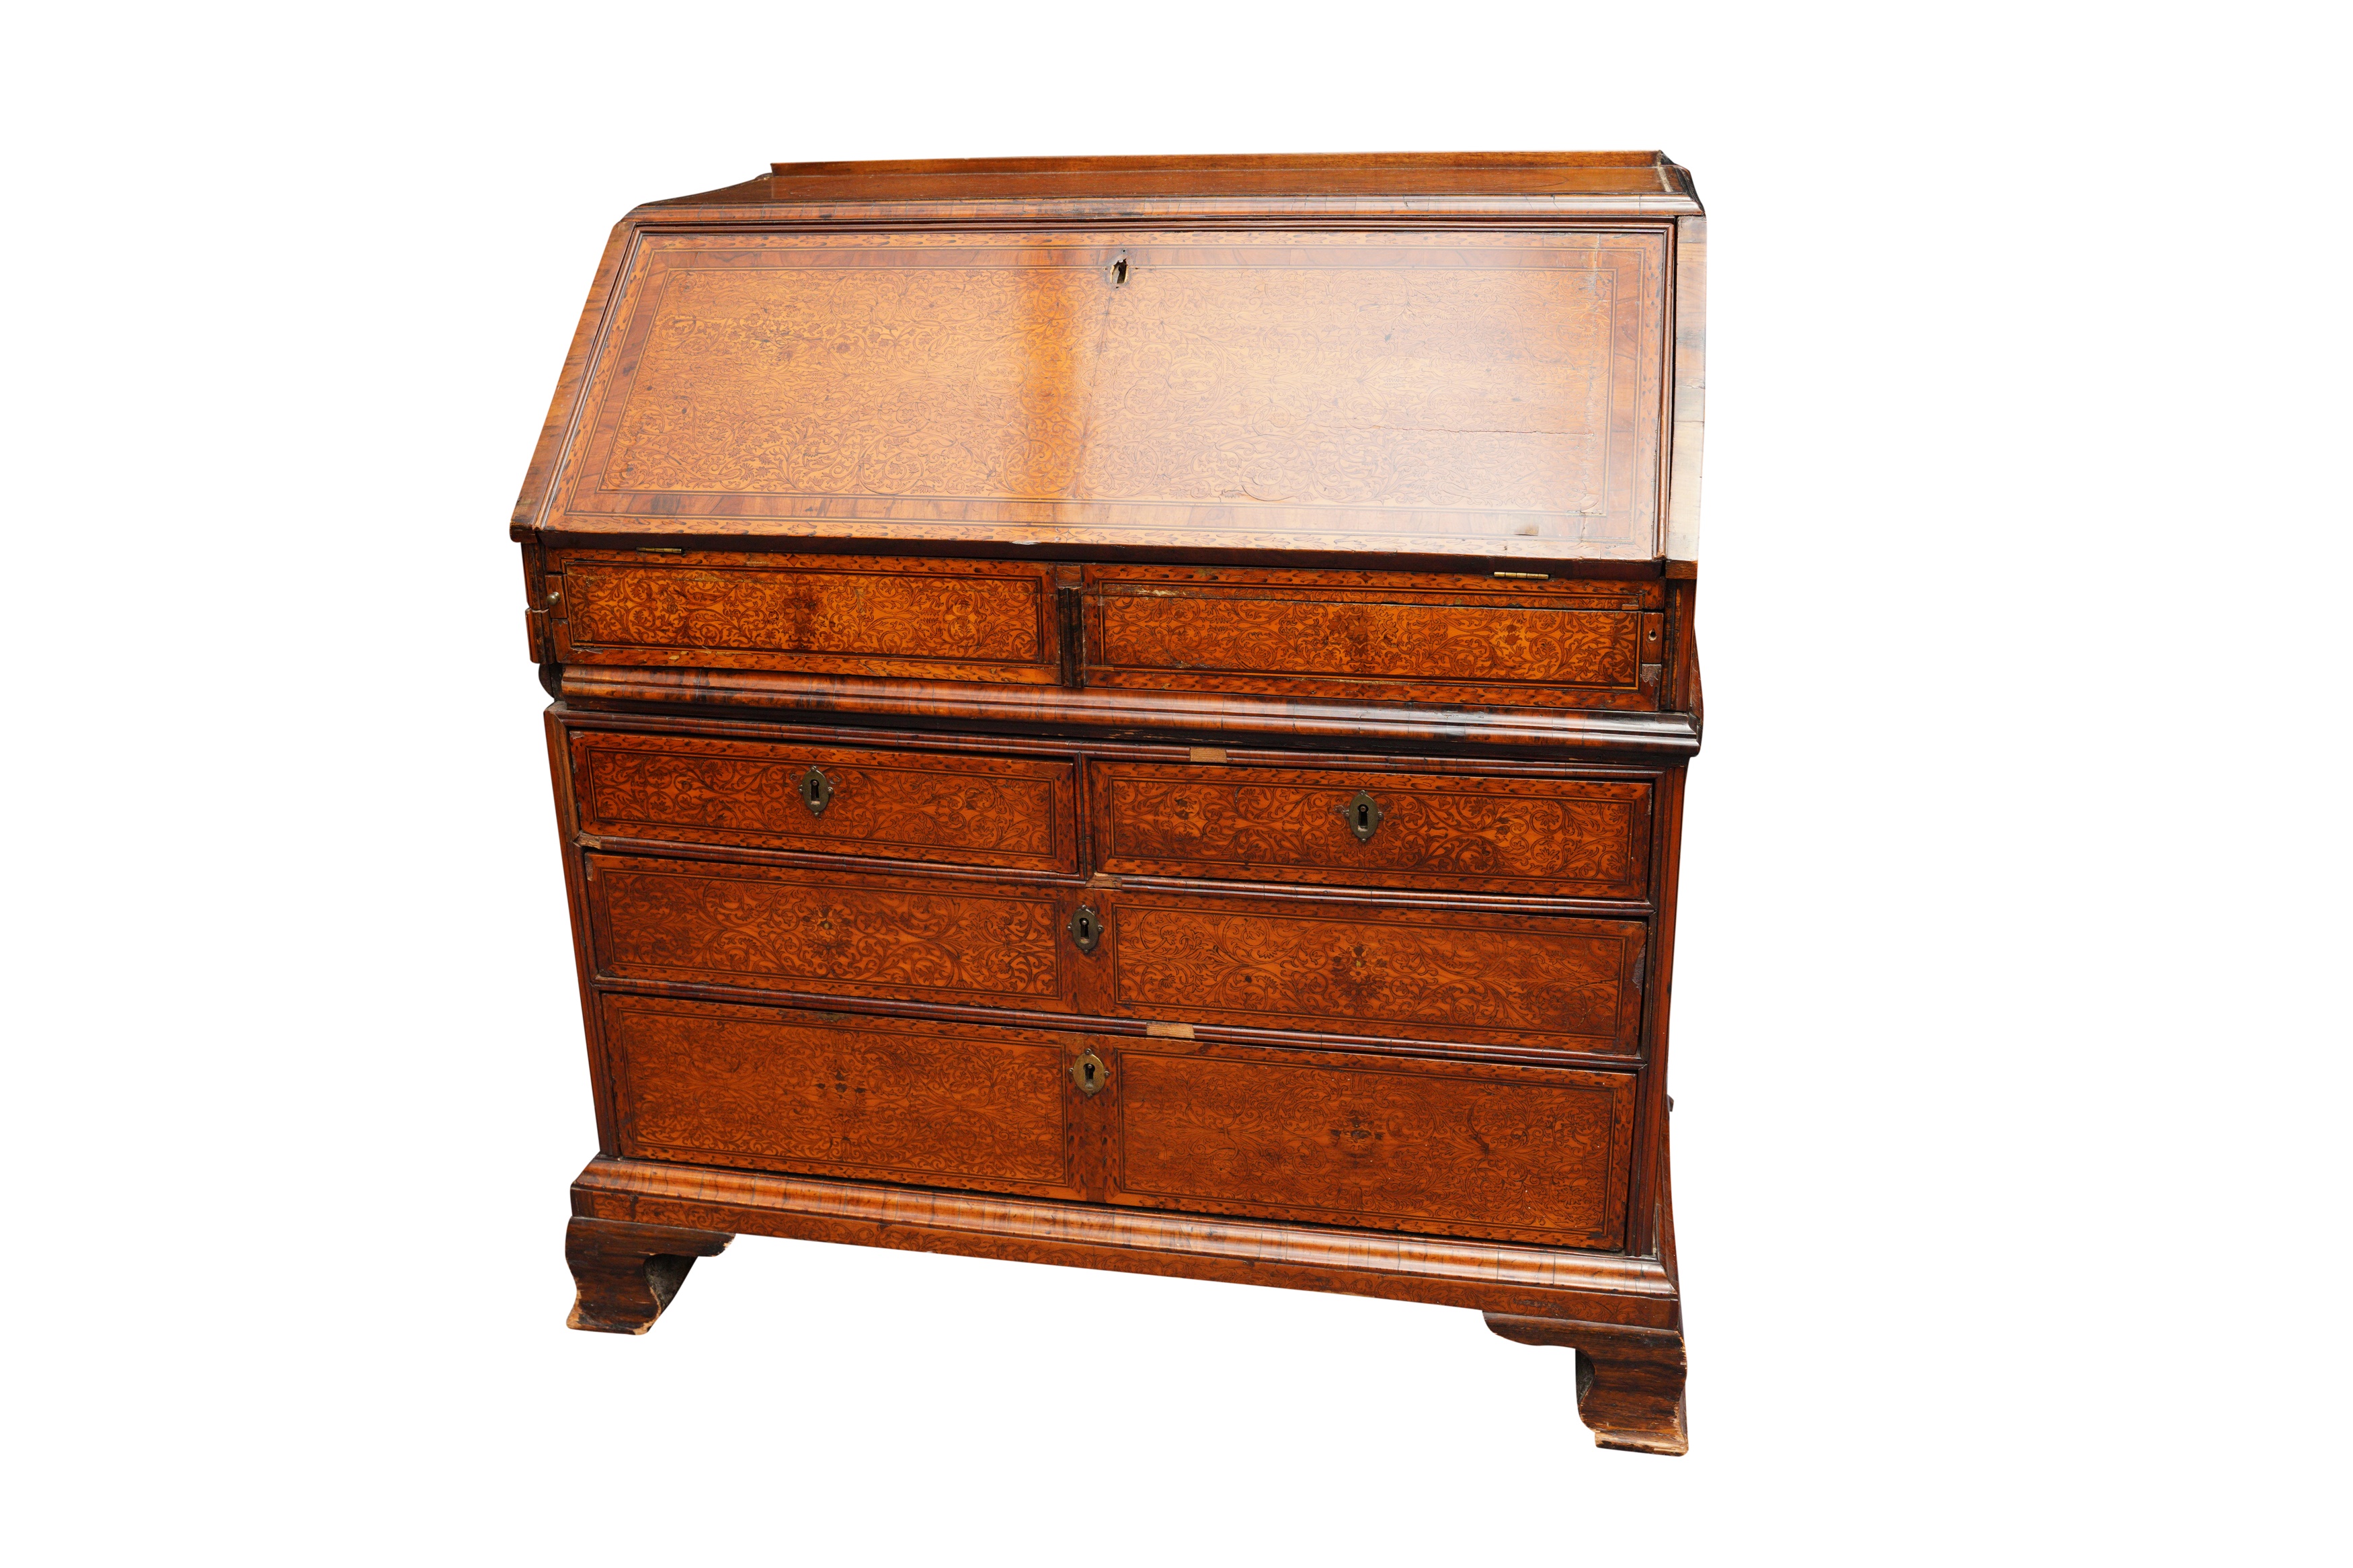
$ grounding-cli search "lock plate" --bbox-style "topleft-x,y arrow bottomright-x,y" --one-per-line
1339,788 -> 1384,843
799,766 -> 834,817
1070,1048 -> 1107,1096
1069,904 -> 1103,954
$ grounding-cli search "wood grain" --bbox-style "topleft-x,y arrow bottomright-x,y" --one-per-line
518,149 -> 1708,1452
563,1216 -> 733,1335
572,729 -> 1076,872
601,996 -> 1080,1195
544,229 -> 1668,561
1090,759 -> 1650,897
1106,889 -> 1645,1051
1084,565 -> 1661,709
571,1155 -> 1682,1326
586,854 -> 1068,1009
550,550 -> 1058,683
1109,1040 -> 1634,1246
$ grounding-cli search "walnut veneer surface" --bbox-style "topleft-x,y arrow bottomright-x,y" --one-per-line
521,151 -> 1705,1454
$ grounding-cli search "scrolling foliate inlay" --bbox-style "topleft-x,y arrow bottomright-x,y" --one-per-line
1096,768 -> 1647,895
562,561 -> 1043,663
592,859 -> 1063,1005
1111,895 -> 1641,1050
575,736 -> 1071,870
1097,592 -> 1643,689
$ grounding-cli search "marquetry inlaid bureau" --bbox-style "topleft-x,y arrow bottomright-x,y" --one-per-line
516,152 -> 1706,1454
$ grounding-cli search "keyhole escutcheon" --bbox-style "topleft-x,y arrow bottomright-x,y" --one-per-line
1340,788 -> 1384,843
1071,1049 -> 1108,1096
1069,904 -> 1103,954
801,766 -> 834,817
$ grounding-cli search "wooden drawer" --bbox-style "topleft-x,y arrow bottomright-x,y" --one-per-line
586,854 -> 1073,1012
1081,567 -> 1663,710
1089,759 -> 1650,898
1103,1039 -> 1635,1247
1095,889 -> 1644,1053
600,997 -> 1084,1198
571,731 -> 1076,873
547,550 -> 1062,683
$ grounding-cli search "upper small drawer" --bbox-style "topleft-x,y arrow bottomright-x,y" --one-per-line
571,730 -> 1076,874
1080,567 -> 1663,710
547,550 -> 1062,684
1090,760 -> 1650,899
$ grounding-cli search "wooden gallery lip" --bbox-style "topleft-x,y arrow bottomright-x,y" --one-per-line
517,151 -> 1706,1456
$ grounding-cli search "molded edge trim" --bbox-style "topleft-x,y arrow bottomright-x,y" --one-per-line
571,1157 -> 1681,1327
553,667 -> 1704,759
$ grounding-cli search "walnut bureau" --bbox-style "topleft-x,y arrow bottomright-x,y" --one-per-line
515,153 -> 1707,1454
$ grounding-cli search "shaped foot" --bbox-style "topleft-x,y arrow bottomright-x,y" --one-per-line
1484,1313 -> 1688,1455
565,1216 -> 733,1334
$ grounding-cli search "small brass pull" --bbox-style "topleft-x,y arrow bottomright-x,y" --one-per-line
1069,904 -> 1103,954
800,766 -> 834,817
1071,1049 -> 1108,1096
1339,788 -> 1384,843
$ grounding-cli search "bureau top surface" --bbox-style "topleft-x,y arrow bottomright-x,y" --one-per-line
662,151 -> 1701,214
514,153 -> 1704,567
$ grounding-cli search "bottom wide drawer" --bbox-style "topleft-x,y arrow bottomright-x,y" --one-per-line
1102,1040 -> 1637,1249
598,997 -> 1637,1249
600,996 -> 1086,1199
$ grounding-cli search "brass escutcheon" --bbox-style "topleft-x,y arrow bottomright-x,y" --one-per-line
1339,788 -> 1384,843
1069,904 -> 1103,954
800,766 -> 834,817
1070,1049 -> 1108,1096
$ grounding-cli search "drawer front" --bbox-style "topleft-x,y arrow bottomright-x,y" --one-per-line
1106,1040 -> 1635,1247
601,997 -> 1081,1197
573,731 -> 1077,873
586,854 -> 1070,1011
1090,761 -> 1650,898
1102,890 -> 1644,1053
1083,567 -> 1662,710
549,551 -> 1060,683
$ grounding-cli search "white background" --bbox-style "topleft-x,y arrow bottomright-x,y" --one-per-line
6,2 -> 2344,1561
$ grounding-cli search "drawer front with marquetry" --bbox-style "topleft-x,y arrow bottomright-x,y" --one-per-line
585,853 -> 1075,1012
571,731 -> 1077,873
600,996 -> 1084,1198
548,550 -> 1062,683
1103,1039 -> 1636,1247
1092,889 -> 1645,1053
1089,759 -> 1650,898
1082,567 -> 1663,710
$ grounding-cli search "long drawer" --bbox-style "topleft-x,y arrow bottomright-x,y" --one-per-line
600,996 -> 1084,1198
1081,566 -> 1663,710
1088,759 -> 1650,898
1090,889 -> 1645,1053
571,730 -> 1077,873
1103,1038 -> 1636,1247
547,550 -> 1062,684
594,996 -> 1636,1248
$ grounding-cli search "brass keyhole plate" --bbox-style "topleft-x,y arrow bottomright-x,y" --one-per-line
801,766 -> 834,817
1069,904 -> 1103,954
1070,1049 -> 1107,1096
1340,788 -> 1384,843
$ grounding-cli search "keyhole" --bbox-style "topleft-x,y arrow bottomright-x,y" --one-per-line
1109,254 -> 1128,286
1355,803 -> 1370,831
1082,1062 -> 1097,1088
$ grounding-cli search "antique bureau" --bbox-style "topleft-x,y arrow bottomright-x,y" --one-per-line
516,152 -> 1706,1454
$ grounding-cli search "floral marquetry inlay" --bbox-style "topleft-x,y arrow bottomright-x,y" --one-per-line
1111,893 -> 1642,1051
590,857 -> 1064,1008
